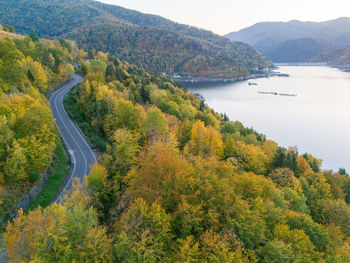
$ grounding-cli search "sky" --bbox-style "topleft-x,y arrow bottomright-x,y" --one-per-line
98,0 -> 350,35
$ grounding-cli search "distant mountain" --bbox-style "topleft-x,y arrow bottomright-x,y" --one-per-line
226,18 -> 350,62
0,0 -> 272,78
311,46 -> 350,65
265,38 -> 335,63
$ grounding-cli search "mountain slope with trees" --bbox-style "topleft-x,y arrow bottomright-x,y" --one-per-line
226,17 -> 350,62
0,0 -> 272,78
0,28 -> 86,222
312,46 -> 350,65
4,47 -> 350,262
265,38 -> 335,63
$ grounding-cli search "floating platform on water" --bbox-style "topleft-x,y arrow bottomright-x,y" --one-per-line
258,91 -> 297,97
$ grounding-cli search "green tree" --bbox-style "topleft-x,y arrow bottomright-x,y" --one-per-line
223,135 -> 235,159
234,141 -> 269,174
269,168 -> 302,194
87,163 -> 114,220
0,49 -> 27,89
272,224 -> 322,262
102,128 -> 140,179
3,25 -> 15,33
142,106 -> 169,139
261,240 -> 294,263
104,99 -> 141,136
29,33 -> 39,42
4,140 -> 27,181
0,115 -> 13,160
114,199 -> 171,262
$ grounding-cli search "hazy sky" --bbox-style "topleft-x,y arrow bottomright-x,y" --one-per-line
98,0 -> 350,35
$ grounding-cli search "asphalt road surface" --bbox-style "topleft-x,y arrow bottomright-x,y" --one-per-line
49,74 -> 97,203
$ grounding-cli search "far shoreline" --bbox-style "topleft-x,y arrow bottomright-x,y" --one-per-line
173,71 -> 290,86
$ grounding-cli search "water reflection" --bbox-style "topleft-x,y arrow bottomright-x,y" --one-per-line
187,66 -> 350,172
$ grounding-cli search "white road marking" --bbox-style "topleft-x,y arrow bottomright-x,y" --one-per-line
67,75 -> 98,163
49,75 -> 97,203
51,88 -> 78,203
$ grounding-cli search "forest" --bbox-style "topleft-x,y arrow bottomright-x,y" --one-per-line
312,46 -> 350,65
0,0 -> 272,79
0,28 -> 85,223
3,45 -> 350,262
264,38 -> 335,63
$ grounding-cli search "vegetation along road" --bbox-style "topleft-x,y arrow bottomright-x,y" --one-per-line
49,74 -> 97,203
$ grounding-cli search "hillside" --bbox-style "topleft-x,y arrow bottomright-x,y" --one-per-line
312,46 -> 350,65
0,32 -> 86,224
226,17 -> 350,62
266,38 -> 335,63
0,0 -> 272,78
0,29 -> 24,40
3,45 -> 350,261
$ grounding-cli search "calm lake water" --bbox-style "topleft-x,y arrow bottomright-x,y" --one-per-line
187,66 -> 350,172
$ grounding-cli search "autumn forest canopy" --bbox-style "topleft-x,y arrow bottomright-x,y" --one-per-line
0,0 -> 349,260
0,31 -> 85,221
0,25 -> 348,262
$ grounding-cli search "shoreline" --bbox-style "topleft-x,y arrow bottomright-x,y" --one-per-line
172,73 -> 270,85
172,72 -> 289,85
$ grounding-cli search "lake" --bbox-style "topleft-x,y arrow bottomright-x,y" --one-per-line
187,66 -> 350,172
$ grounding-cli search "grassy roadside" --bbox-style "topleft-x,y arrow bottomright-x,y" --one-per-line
0,101 -> 70,259
28,142 -> 68,211
0,233 -> 4,253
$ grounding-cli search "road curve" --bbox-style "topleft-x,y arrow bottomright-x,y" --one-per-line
49,74 -> 97,203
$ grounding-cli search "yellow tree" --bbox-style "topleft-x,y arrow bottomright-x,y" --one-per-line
297,156 -> 313,176
78,226 -> 113,262
174,236 -> 200,263
262,140 -> 279,169
104,99 -> 141,136
185,120 -> 208,156
102,128 -> 140,178
272,224 -> 322,262
87,163 -> 112,218
115,198 -> 171,262
19,134 -> 54,173
5,208 -> 47,262
0,115 -> 13,159
269,168 -> 302,194
5,181 -> 112,262
142,106 -> 169,140
200,230 -> 255,263
234,141 -> 269,175
127,141 -> 195,211
207,126 -> 224,159
223,135 -> 236,159
301,172 -> 332,201
26,58 -> 48,93
4,140 -> 27,181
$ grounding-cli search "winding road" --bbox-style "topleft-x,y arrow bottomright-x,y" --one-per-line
49,74 -> 97,203
0,74 -> 96,263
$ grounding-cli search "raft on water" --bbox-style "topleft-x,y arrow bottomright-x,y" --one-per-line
258,91 -> 297,97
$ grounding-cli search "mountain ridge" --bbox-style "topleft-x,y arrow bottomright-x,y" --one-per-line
0,0 -> 272,78
226,17 -> 350,62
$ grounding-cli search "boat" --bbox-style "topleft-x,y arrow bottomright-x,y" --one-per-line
248,82 -> 258,86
